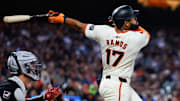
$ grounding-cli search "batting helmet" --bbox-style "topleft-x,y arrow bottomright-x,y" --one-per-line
109,5 -> 139,28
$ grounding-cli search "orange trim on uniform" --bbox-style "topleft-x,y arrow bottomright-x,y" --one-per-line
115,28 -> 128,34
83,24 -> 88,35
136,26 -> 151,40
119,82 -> 123,101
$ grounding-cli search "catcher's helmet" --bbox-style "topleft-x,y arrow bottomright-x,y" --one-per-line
7,51 -> 41,81
109,5 -> 139,28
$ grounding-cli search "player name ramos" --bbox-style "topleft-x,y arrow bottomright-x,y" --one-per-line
106,40 -> 128,50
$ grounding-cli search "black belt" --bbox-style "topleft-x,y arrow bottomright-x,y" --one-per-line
106,75 -> 127,83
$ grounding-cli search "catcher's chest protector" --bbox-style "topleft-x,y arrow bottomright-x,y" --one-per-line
0,80 -> 21,101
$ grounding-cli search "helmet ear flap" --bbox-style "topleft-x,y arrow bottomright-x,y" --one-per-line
113,19 -> 125,29
7,53 -> 21,75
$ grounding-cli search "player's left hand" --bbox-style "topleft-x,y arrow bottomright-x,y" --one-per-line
44,86 -> 64,101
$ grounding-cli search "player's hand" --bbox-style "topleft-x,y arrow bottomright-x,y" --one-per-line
48,10 -> 59,16
48,10 -> 66,24
44,86 -> 63,101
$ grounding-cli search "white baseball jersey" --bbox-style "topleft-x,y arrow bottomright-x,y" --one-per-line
84,24 -> 150,80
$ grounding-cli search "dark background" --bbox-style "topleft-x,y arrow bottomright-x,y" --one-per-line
0,0 -> 180,27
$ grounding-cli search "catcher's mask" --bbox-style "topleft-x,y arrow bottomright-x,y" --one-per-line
7,51 -> 42,81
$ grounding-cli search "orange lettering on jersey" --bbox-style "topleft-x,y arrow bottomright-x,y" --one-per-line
111,40 -> 114,45
106,40 -> 128,50
115,40 -> 120,46
123,44 -> 128,49
120,41 -> 123,47
106,40 -> 110,45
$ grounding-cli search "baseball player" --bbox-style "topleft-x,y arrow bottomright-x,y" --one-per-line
48,5 -> 150,101
0,50 -> 64,101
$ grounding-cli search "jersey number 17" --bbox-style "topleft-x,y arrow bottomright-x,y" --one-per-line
106,48 -> 124,67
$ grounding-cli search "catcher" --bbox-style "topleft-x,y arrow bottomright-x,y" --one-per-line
0,50 -> 64,101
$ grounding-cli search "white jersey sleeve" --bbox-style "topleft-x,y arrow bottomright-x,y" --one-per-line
84,24 -> 105,42
136,26 -> 151,49
138,32 -> 149,48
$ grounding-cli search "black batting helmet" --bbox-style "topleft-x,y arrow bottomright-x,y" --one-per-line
109,5 -> 140,28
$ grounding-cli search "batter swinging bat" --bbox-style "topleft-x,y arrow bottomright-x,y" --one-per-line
3,13 -> 50,23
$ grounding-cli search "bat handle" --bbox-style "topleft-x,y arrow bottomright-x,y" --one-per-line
32,13 -> 50,18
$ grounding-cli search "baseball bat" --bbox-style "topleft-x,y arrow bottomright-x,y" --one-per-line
3,13 -> 50,23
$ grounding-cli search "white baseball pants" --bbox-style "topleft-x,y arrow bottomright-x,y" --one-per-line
98,76 -> 142,101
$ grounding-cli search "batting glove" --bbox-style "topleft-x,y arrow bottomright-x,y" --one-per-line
48,10 -> 66,24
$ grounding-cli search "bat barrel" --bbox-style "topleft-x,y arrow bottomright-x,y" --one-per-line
3,15 -> 31,23
3,13 -> 49,23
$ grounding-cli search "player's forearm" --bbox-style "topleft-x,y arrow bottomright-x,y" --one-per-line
48,11 -> 87,34
65,17 -> 87,33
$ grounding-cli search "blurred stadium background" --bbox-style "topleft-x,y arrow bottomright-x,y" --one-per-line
0,0 -> 180,101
